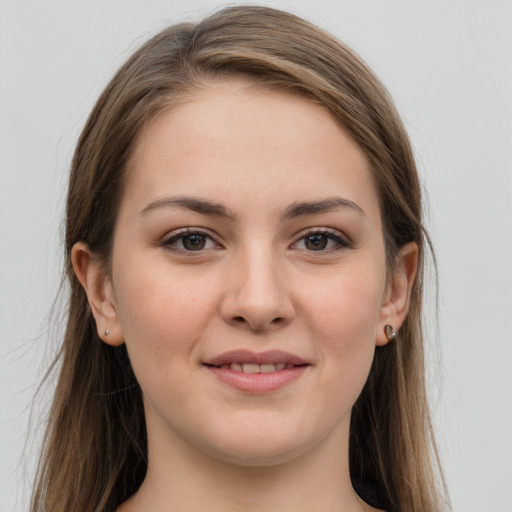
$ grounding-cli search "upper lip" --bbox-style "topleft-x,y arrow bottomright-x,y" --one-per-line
203,350 -> 309,366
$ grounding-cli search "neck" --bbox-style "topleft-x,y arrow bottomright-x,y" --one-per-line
119,415 -> 371,512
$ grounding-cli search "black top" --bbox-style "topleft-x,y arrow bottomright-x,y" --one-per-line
353,479 -> 398,512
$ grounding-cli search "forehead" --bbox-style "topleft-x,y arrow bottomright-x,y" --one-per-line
122,80 -> 380,223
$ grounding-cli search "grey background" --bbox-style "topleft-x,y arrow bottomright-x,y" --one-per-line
1,1 -> 511,511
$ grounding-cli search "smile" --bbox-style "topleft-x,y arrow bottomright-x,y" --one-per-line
203,350 -> 310,392
213,362 -> 299,373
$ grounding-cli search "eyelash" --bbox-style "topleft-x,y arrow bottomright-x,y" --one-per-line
291,228 -> 352,252
160,227 -> 351,254
161,228 -> 221,254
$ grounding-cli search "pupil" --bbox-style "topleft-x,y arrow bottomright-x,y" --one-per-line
183,234 -> 206,250
306,234 -> 327,250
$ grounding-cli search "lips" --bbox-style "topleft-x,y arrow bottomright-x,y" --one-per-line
215,362 -> 296,373
204,349 -> 308,367
203,350 -> 310,392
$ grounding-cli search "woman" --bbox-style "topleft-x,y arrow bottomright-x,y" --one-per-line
32,6 -> 447,512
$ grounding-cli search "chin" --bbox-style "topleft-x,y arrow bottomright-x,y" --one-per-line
208,440 -> 309,468
198,416 -> 324,468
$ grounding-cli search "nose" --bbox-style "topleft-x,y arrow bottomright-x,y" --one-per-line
219,246 -> 295,332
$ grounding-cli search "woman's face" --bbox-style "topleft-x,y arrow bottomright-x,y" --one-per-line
105,81 -> 398,466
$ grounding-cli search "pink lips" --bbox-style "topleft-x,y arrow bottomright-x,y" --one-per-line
203,350 -> 310,392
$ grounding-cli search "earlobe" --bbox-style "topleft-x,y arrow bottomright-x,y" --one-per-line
376,241 -> 418,346
71,242 -> 124,346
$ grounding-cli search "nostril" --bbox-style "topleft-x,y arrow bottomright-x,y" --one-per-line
230,315 -> 286,328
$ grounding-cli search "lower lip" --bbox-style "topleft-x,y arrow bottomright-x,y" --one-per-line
205,365 -> 309,392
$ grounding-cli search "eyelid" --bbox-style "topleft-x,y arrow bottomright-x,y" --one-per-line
160,227 -> 223,253
290,227 -> 352,251
159,226 -> 351,254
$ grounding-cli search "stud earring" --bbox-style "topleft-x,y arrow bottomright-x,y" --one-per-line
104,329 -> 110,336
384,324 -> 397,340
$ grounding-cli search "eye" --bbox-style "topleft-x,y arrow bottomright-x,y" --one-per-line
161,229 -> 219,252
292,229 -> 351,252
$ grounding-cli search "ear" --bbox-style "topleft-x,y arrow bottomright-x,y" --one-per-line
71,242 -> 124,346
376,241 -> 418,346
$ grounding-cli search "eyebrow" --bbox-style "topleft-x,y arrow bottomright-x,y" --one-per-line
281,197 -> 365,220
140,195 -> 364,220
140,196 -> 237,220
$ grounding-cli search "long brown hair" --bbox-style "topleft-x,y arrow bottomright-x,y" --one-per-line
32,6 -> 447,511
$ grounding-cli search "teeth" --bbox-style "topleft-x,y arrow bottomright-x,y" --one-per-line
231,362 -> 243,372
242,363 -> 260,373
222,362 -> 296,373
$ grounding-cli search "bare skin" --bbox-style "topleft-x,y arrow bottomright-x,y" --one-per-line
73,80 -> 416,512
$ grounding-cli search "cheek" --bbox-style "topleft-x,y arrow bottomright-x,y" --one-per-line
298,266 -> 384,381
301,265 -> 384,338
112,260 -> 220,366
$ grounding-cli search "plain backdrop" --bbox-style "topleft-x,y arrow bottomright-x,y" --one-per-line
1,1 -> 511,511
